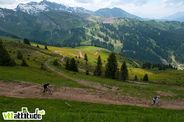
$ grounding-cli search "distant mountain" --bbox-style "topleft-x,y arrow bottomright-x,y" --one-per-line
16,0 -> 92,15
165,12 -> 184,22
95,7 -> 141,19
0,6 -> 89,44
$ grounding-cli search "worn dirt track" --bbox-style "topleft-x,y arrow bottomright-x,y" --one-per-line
0,81 -> 183,110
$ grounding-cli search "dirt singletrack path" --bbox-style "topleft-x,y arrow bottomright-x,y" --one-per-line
0,81 -> 184,110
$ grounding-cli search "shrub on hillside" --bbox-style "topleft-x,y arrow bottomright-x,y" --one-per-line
41,63 -> 46,70
23,39 -> 31,45
53,59 -> 60,66
21,59 -> 28,67
17,50 -> 23,60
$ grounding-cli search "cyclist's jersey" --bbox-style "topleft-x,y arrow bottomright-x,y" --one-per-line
153,96 -> 157,101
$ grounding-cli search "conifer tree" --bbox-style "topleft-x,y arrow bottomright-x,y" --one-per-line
70,58 -> 78,72
94,55 -> 102,76
143,74 -> 149,81
45,45 -> 48,50
120,61 -> 129,81
0,40 -> 16,66
105,53 -> 118,79
84,53 -> 88,64
134,75 -> 138,81
65,58 -> 70,70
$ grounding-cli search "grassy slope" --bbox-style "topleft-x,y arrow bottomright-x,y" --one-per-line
129,68 -> 184,85
0,66 -> 81,87
47,45 -> 139,67
0,96 -> 183,122
0,38 -> 82,88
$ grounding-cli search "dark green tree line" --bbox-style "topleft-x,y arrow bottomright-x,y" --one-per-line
0,40 -> 16,66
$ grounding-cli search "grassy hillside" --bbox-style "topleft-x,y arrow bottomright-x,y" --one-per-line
0,66 -> 81,88
47,45 -> 139,67
129,68 -> 184,85
0,38 -> 82,87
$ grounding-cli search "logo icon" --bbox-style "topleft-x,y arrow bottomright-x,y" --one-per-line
2,107 -> 45,120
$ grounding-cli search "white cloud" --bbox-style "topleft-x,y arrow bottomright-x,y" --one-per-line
166,0 -> 184,5
0,0 -> 41,9
0,0 -> 183,18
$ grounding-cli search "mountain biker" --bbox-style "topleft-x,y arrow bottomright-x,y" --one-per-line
43,83 -> 50,93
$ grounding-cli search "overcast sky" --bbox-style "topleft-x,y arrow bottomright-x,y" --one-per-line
0,0 -> 184,18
